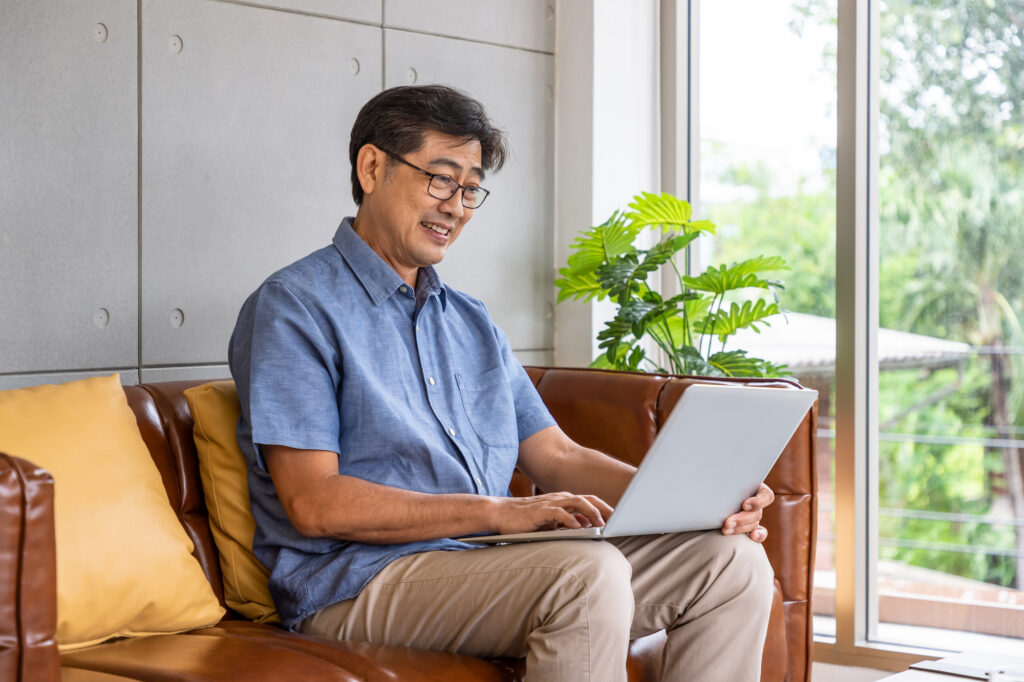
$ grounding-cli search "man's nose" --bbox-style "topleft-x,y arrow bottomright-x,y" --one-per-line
439,190 -> 466,218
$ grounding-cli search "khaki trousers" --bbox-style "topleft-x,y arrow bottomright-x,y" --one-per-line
298,531 -> 774,682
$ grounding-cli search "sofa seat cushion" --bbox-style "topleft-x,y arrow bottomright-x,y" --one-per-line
60,629 -> 363,681
208,621 -> 524,680
0,374 -> 224,651
60,621 -> 522,681
184,380 -> 278,623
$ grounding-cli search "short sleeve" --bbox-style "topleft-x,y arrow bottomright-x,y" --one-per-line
237,281 -> 342,457
492,324 -> 556,442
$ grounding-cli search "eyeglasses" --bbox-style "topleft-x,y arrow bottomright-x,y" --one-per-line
378,147 -> 491,209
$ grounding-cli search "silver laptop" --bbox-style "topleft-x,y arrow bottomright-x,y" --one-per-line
459,383 -> 817,545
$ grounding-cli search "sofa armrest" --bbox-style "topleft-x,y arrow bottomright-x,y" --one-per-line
0,452 -> 60,682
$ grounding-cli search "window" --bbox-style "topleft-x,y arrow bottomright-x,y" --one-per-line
873,0 -> 1024,652
692,0 -> 1024,663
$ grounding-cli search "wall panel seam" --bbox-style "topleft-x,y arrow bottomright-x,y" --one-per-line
203,0 -> 384,28
383,26 -> 554,56
137,0 -> 144,377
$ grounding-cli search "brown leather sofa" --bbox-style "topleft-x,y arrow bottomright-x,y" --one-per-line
1,367 -> 817,682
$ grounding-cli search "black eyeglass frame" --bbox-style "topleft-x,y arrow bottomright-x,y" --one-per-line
377,147 -> 491,209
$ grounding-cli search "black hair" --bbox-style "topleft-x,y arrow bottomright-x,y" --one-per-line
348,85 -> 508,204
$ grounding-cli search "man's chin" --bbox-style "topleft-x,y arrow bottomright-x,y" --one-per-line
412,251 -> 447,269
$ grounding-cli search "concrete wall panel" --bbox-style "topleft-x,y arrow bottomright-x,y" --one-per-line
1,2 -> 557,385
141,0 -> 381,364
0,1 -> 138,374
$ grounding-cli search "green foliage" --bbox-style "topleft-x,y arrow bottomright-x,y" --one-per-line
877,364 -> 1018,587
702,299 -> 781,344
555,192 -> 790,377
706,186 -> 836,318
556,211 -> 638,303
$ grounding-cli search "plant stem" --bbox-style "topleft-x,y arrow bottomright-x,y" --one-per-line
668,257 -> 694,349
642,356 -> 670,374
647,333 -> 679,373
702,293 -> 720,360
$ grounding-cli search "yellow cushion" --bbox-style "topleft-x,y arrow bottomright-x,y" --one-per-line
0,374 -> 224,651
184,380 -> 279,624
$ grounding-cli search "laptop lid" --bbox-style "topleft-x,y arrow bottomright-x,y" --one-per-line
599,383 -> 816,537
460,383 -> 816,545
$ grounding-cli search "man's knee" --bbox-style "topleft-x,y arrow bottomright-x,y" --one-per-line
546,541 -> 634,629
712,534 -> 775,613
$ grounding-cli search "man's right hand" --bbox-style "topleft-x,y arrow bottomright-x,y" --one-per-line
489,492 -> 613,535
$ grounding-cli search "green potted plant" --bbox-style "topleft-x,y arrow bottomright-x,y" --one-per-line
555,192 -> 789,377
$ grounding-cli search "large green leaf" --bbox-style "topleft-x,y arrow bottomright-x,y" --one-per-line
595,257 -> 641,299
626,192 -> 703,233
708,350 -> 790,378
596,297 -> 664,363
679,348 -> 720,377
596,314 -> 638,362
707,350 -> 765,377
683,255 -> 789,295
589,353 -> 617,370
618,299 -> 660,324
589,344 -> 651,372
554,268 -> 602,302
685,219 -> 716,234
555,211 -> 641,303
625,345 -> 646,371
702,299 -> 780,342
563,211 -> 636,273
597,234 -> 697,302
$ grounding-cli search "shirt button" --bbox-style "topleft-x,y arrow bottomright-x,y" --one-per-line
448,427 -> 456,436
475,476 -> 483,486
399,286 -> 408,294
428,376 -> 436,385
416,325 -> 420,332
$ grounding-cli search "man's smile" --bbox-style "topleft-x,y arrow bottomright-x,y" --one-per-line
421,221 -> 453,238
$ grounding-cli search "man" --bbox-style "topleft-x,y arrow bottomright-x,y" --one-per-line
229,85 -> 775,681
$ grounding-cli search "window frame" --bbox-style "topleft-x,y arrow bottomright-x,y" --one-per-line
678,0 -> 939,669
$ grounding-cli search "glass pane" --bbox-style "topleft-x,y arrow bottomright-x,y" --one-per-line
698,0 -> 838,638
876,0 -> 1024,653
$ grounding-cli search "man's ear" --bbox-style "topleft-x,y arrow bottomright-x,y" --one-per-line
355,144 -> 386,197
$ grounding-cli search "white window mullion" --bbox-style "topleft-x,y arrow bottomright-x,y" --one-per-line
834,0 -> 874,654
865,0 -> 881,645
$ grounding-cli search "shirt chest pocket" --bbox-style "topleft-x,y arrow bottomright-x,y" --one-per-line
455,367 -> 519,448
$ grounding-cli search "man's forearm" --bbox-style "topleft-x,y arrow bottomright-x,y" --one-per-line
293,473 -> 501,543
263,444 -> 505,543
265,442 -> 625,543
540,446 -> 635,506
518,427 -> 636,507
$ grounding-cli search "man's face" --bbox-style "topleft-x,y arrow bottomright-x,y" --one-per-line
357,130 -> 483,282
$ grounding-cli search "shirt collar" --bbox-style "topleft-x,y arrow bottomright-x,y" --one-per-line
332,217 -> 447,310
415,262 -> 448,311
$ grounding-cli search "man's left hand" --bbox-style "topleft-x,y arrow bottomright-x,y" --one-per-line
721,483 -> 774,543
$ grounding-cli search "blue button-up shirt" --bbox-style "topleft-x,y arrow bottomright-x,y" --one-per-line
228,218 -> 555,628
